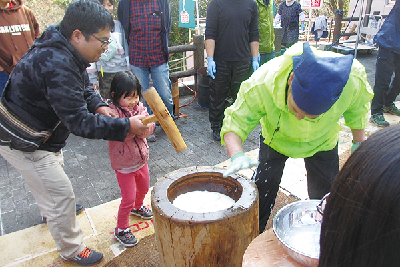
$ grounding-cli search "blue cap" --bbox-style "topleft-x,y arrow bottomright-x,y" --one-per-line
291,43 -> 354,115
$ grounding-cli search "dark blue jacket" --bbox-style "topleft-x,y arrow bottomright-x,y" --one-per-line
118,0 -> 171,63
1,25 -> 130,152
374,1 -> 400,55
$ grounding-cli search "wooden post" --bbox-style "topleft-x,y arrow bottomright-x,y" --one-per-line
171,80 -> 180,117
193,35 -> 204,92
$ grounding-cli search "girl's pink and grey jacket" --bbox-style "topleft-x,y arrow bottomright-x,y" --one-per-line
108,102 -> 155,172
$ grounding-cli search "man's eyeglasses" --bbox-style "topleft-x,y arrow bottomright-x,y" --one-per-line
90,34 -> 112,48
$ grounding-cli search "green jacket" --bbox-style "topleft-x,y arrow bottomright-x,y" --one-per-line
256,0 -> 275,54
221,43 -> 373,158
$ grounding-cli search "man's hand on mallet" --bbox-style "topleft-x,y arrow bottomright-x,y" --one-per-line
129,115 -> 150,136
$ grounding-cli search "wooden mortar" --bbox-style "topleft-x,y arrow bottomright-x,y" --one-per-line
151,166 -> 259,267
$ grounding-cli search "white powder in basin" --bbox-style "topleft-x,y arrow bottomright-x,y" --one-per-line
172,190 -> 235,213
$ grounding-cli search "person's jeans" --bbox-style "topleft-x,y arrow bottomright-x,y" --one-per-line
371,47 -> 400,114
252,134 -> 339,233
0,146 -> 85,258
260,51 -> 276,65
208,60 -> 252,131
130,63 -> 174,118
0,71 -> 9,95
115,164 -> 150,229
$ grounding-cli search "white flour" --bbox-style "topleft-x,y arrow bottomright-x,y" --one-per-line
172,190 -> 235,213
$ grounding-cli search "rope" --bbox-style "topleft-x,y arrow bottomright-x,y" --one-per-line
175,81 -> 198,118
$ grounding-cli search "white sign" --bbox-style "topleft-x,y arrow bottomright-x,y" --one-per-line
300,0 -> 323,9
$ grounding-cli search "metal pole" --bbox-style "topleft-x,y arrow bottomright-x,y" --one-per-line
195,0 -> 200,35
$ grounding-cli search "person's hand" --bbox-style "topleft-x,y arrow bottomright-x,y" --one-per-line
301,22 -> 305,31
95,106 -> 118,117
207,57 -> 216,79
223,152 -> 259,178
128,115 -> 150,136
252,57 -> 259,72
351,142 -> 360,153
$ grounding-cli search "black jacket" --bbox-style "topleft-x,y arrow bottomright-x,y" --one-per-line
1,25 -> 130,152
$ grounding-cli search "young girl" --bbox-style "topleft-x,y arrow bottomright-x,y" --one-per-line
108,71 -> 155,247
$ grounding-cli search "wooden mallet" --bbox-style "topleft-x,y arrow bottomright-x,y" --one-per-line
141,87 -> 187,152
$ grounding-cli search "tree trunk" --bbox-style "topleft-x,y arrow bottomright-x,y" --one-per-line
332,0 -> 344,44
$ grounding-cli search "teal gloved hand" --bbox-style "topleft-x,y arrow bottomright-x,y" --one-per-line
301,22 -> 305,31
207,57 -> 216,79
252,57 -> 259,72
351,142 -> 360,153
223,152 -> 259,178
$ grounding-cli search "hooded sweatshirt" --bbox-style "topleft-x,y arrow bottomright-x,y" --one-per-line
0,0 -> 40,74
221,42 -> 373,158
1,25 -> 131,152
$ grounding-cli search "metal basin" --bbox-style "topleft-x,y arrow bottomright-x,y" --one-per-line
272,200 -> 322,267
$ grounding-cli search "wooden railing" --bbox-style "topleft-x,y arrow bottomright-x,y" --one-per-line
167,35 -> 205,117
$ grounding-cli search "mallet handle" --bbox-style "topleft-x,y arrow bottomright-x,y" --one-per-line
141,115 -> 158,125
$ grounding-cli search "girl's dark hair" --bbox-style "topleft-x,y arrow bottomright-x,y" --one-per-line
319,125 -> 400,267
60,0 -> 114,40
109,71 -> 142,107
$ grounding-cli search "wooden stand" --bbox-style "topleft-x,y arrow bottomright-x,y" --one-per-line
151,166 -> 259,267
242,229 -> 309,267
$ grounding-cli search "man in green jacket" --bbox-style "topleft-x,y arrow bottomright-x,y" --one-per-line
256,0 -> 275,65
221,42 -> 373,233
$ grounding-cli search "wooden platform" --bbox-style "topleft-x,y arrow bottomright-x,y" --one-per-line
331,42 -> 377,55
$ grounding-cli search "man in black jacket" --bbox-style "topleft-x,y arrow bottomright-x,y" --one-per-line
0,1 -> 149,265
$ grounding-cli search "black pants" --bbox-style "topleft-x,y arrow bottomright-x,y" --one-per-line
209,60 -> 252,131
371,47 -> 400,114
252,135 -> 339,232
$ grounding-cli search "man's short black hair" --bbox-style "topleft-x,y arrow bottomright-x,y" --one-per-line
59,0 -> 114,40
99,0 -> 114,5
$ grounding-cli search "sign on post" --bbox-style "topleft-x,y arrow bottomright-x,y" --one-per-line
300,0 -> 323,9
179,0 -> 196,28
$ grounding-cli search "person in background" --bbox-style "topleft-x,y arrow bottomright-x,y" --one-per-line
0,1 -> 150,265
0,0 -> 40,94
319,124 -> 400,267
369,0 -> 400,127
205,0 -> 259,141
274,0 -> 305,49
256,0 -> 275,65
108,71 -> 154,247
87,0 -> 130,100
118,0 -> 174,142
221,42 -> 373,233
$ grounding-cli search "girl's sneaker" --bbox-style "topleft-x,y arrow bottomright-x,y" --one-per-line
130,206 -> 153,219
114,228 -> 138,247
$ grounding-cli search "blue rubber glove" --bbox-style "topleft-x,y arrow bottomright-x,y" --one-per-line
351,142 -> 360,153
223,152 -> 260,178
252,57 -> 259,72
301,22 -> 305,31
207,57 -> 216,79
